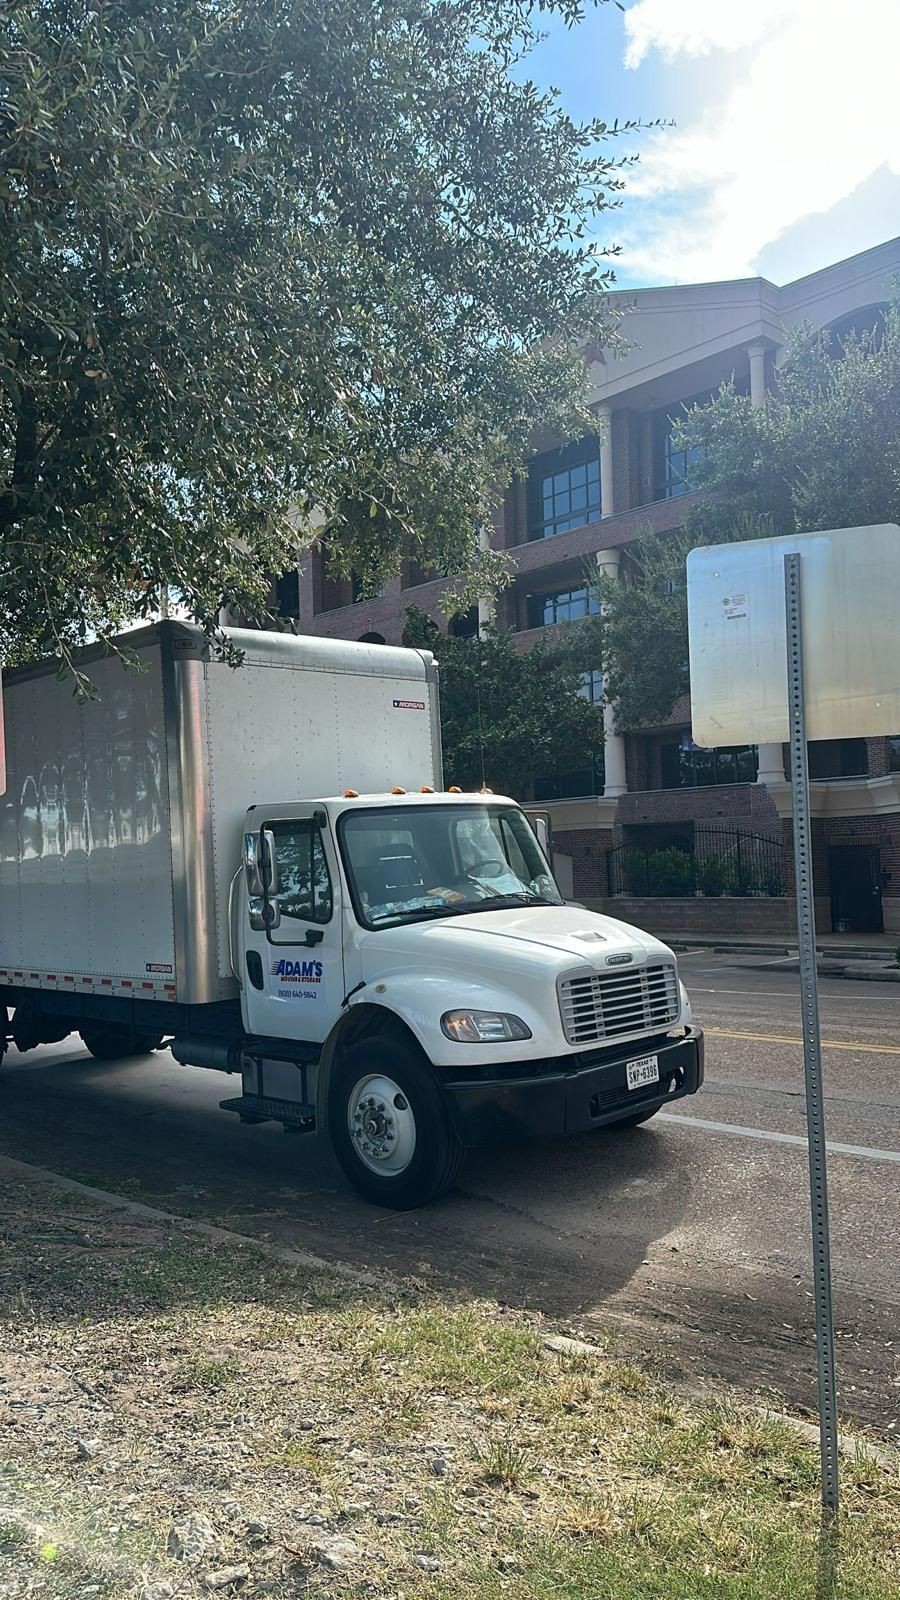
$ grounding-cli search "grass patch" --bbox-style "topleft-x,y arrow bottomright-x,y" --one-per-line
475,1433 -> 534,1490
0,1171 -> 897,1600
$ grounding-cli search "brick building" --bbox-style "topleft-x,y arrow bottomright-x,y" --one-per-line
280,237 -> 900,935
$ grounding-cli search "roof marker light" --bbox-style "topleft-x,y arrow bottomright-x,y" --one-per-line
391,786 -> 407,795
420,785 -> 434,793
343,788 -> 359,798
448,785 -> 462,793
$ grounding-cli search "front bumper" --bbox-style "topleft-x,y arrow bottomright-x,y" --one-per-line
442,1026 -> 704,1146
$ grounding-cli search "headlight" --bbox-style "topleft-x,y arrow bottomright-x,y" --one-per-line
441,1010 -> 532,1043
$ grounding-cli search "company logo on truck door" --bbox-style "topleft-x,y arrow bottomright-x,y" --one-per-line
271,959 -> 323,981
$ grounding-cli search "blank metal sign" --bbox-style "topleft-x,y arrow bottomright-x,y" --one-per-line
686,523 -> 900,748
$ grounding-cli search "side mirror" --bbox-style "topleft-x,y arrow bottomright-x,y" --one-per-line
528,812 -> 553,863
243,832 -> 263,897
259,827 -> 279,897
248,895 -> 281,932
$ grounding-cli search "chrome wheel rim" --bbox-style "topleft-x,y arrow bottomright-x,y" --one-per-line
347,1072 -> 417,1176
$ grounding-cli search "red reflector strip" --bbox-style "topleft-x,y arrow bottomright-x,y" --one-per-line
164,984 -> 176,993
63,975 -> 74,982
101,978 -> 112,986
141,982 -> 154,990
83,977 -> 92,985
46,975 -> 56,981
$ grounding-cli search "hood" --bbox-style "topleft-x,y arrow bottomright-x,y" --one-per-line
360,903 -> 673,981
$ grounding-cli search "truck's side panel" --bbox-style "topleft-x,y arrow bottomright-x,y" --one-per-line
0,645 -> 177,992
1,624 -> 441,1008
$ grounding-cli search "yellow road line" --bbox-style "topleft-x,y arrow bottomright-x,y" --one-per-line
706,1026 -> 900,1056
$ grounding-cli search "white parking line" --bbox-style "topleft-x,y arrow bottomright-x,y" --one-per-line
657,1112 -> 900,1165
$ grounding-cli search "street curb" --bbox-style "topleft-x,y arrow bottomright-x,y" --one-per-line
669,938 -> 896,962
836,965 -> 900,983
0,1153 -> 398,1293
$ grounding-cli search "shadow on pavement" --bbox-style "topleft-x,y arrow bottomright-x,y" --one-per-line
1,1040 -> 693,1323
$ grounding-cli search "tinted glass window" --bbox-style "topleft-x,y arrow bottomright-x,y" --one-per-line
267,819 -> 333,939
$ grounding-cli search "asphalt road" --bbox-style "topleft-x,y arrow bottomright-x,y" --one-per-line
2,953 -> 899,1435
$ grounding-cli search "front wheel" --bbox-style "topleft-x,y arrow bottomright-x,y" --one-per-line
328,1036 -> 465,1209
80,1028 -> 165,1061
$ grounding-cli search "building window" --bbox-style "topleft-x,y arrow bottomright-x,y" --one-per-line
890,737 -> 900,773
351,571 -> 386,603
652,411 -> 705,500
527,438 -> 602,540
577,669 -> 604,703
449,607 -> 479,639
807,738 -> 868,779
527,586 -> 600,628
534,754 -> 605,802
275,568 -> 300,620
660,734 -> 758,789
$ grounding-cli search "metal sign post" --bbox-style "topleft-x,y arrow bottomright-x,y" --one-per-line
783,553 -> 839,1514
687,522 -> 900,1517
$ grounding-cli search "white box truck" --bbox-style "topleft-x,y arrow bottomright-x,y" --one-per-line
0,623 -> 703,1207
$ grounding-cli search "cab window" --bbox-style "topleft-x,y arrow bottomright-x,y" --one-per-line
267,818 -> 332,938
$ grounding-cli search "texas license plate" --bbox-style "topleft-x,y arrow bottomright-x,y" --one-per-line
626,1053 -> 660,1091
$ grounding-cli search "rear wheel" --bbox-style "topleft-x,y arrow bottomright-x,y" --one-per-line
80,1027 -> 165,1061
328,1035 -> 465,1209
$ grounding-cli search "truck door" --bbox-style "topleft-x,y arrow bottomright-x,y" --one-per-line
240,812 -> 344,1044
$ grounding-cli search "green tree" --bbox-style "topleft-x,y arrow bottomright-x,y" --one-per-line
403,605 -> 601,797
1,0 -> 630,679
592,306 -> 900,728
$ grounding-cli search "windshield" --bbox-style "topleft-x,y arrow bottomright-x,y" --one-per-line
339,803 -> 564,929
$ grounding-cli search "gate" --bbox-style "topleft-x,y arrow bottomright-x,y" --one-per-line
606,826 -> 786,899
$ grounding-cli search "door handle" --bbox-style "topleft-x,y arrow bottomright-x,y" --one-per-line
227,866 -> 243,987
302,928 -> 325,947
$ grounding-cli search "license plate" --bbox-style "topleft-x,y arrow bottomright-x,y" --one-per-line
626,1053 -> 659,1091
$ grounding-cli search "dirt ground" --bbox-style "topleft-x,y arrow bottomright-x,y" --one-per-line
1,1164 -> 898,1600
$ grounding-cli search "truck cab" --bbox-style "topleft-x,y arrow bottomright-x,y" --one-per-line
229,790 -> 703,1207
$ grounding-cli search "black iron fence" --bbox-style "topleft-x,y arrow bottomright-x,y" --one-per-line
607,826 -> 786,899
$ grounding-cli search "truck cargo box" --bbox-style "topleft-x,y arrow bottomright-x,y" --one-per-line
0,624 -> 440,1006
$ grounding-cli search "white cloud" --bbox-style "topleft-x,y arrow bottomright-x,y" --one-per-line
623,0 -> 783,68
619,0 -> 900,283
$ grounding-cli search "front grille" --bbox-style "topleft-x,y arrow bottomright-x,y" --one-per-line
558,962 -> 679,1046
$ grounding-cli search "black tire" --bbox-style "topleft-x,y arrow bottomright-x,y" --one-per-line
80,1028 -> 165,1061
328,1035 -> 465,1209
604,1102 -> 664,1131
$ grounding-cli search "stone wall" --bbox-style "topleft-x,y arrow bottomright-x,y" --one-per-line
583,895 -> 833,936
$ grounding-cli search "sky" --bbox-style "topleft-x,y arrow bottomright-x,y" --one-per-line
527,0 -> 900,289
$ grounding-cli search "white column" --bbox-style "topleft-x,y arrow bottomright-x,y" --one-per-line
748,342 -> 768,410
597,403 -> 615,518
757,743 -> 785,785
477,523 -> 495,634
595,547 -> 627,797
